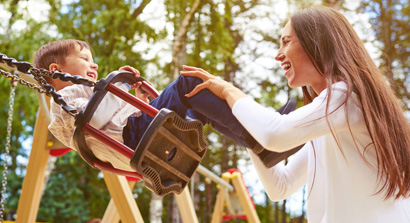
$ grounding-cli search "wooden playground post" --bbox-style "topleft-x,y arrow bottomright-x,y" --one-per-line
102,171 -> 144,223
15,100 -> 51,223
175,187 -> 198,223
209,169 -> 261,223
210,177 -> 230,223
230,171 -> 260,223
101,180 -> 137,222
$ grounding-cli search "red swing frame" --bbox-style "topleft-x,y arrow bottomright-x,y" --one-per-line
79,76 -> 160,179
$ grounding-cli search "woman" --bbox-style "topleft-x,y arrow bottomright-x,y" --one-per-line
181,6 -> 410,223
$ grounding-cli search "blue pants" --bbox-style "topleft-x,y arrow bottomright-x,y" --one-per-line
122,75 -> 255,150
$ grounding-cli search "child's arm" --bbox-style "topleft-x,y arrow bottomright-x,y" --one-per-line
90,82 -> 133,129
90,65 -> 147,129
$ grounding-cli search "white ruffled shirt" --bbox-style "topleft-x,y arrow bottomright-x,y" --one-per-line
48,83 -> 141,171
233,82 -> 410,223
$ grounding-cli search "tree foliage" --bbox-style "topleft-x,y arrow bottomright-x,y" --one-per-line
360,0 -> 410,110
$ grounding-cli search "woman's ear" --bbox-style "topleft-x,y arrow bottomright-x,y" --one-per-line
49,63 -> 61,72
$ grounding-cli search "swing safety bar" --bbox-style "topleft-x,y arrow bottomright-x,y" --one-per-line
197,165 -> 234,192
82,123 -> 134,160
75,71 -> 160,179
74,71 -> 208,196
105,82 -> 159,118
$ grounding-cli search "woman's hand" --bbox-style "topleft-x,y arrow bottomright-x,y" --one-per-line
180,65 -> 247,108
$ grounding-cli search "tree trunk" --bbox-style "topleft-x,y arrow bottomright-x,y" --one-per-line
379,1 -> 395,88
192,173 -> 201,211
5,0 -> 20,40
221,137 -> 229,172
171,195 -> 181,223
150,192 -> 163,223
282,158 -> 289,223
281,199 -> 287,223
299,186 -> 306,223
265,194 -> 272,223
42,156 -> 57,195
170,0 -> 201,80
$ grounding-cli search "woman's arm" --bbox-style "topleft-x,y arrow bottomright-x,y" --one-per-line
233,83 -> 362,152
182,66 -> 360,152
248,143 -> 309,201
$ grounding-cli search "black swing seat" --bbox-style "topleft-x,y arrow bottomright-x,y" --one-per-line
130,108 -> 207,196
73,71 -> 208,196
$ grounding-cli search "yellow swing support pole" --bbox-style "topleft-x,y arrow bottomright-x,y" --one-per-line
15,92 -> 144,223
16,94 -> 52,223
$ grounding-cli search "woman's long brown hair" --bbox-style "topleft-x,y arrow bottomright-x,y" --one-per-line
291,6 -> 410,199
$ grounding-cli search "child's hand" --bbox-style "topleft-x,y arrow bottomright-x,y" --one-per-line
132,82 -> 150,103
119,65 -> 140,77
119,65 -> 149,102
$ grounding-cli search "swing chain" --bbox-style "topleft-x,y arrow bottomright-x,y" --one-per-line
30,67 -> 96,88
0,69 -> 47,94
0,53 -> 96,117
0,80 -> 16,221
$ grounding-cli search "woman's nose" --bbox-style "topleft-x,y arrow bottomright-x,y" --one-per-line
275,53 -> 285,61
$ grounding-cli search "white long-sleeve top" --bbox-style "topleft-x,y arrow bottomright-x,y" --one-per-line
232,82 -> 410,223
49,83 -> 141,171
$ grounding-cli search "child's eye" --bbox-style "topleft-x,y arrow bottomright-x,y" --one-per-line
81,57 -> 88,61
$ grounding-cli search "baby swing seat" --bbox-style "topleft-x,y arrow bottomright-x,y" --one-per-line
73,71 -> 208,196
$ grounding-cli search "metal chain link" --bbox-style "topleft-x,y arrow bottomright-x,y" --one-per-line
0,80 -> 16,222
0,69 -> 47,94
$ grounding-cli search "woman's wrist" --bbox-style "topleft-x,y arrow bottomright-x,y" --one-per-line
224,86 -> 247,109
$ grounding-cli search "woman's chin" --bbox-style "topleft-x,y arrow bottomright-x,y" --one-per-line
286,78 -> 296,88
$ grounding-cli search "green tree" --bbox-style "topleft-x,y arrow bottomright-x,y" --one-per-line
360,0 -> 410,110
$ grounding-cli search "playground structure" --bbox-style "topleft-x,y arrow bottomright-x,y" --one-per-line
0,55 -> 261,222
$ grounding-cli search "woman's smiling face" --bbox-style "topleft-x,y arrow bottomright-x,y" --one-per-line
275,20 -> 326,94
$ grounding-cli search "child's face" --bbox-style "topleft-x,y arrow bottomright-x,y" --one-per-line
52,45 -> 98,90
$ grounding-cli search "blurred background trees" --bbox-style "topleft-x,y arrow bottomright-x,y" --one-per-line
0,0 -> 408,222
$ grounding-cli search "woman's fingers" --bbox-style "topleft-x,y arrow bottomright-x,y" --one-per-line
181,65 -> 234,99
185,83 -> 207,97
181,65 -> 214,81
185,78 -> 227,99
180,70 -> 209,81
182,65 -> 204,72
182,65 -> 247,108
